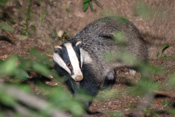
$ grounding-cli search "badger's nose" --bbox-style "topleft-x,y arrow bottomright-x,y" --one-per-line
74,75 -> 83,82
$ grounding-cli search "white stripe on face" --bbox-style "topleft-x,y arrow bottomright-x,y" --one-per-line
64,43 -> 83,79
80,48 -> 92,64
53,53 -> 71,74
80,53 -> 83,68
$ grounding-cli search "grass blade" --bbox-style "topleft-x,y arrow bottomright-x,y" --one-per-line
161,44 -> 169,53
94,0 -> 103,8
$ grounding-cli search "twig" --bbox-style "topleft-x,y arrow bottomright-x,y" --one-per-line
154,90 -> 175,99
46,54 -> 53,58
26,0 -> 32,35
14,103 -> 36,117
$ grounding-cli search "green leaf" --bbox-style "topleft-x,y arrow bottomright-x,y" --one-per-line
161,44 -> 169,53
83,0 -> 90,4
0,22 -> 14,32
89,1 -> 93,11
83,2 -> 89,12
14,69 -> 29,80
83,0 -> 102,12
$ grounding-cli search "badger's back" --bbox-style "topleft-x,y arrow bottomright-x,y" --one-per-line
68,17 -> 147,76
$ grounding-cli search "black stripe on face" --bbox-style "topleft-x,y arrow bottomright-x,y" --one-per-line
59,45 -> 73,73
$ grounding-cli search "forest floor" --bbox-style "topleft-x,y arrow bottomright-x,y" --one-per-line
0,0 -> 175,116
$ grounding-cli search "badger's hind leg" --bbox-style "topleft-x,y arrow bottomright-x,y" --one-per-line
103,70 -> 116,88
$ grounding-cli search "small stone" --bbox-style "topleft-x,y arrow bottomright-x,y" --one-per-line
129,69 -> 136,76
57,30 -> 64,38
74,11 -> 85,18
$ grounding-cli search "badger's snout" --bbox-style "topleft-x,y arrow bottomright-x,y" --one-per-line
74,75 -> 83,82
72,73 -> 83,81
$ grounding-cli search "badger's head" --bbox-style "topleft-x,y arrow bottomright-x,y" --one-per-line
53,41 -> 83,82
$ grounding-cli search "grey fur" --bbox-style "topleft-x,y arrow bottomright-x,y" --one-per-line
67,16 -> 147,82
54,16 -> 147,107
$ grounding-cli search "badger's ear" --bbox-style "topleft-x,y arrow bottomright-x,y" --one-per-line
75,41 -> 82,48
99,33 -> 114,39
54,45 -> 62,53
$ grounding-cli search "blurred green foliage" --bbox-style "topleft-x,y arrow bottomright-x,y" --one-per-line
168,108 -> 175,115
0,0 -> 7,4
0,89 -> 17,106
135,1 -> 152,19
114,32 -> 126,43
161,99 -> 170,107
134,1 -> 167,20
0,22 -> 14,32
0,49 -> 86,116
48,87 -> 85,116
168,74 -> 175,89
0,0 -> 7,8
96,89 -> 119,102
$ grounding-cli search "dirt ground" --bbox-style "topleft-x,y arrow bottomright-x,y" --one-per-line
0,0 -> 175,116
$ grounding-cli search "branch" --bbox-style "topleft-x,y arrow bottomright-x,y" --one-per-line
154,90 -> 175,99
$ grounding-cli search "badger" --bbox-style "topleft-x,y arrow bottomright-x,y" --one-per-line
53,16 -> 147,107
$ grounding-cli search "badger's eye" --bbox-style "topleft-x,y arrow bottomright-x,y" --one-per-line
54,50 -> 58,53
66,63 -> 72,69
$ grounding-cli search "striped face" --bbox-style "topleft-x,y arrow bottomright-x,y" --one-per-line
53,41 -> 83,82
